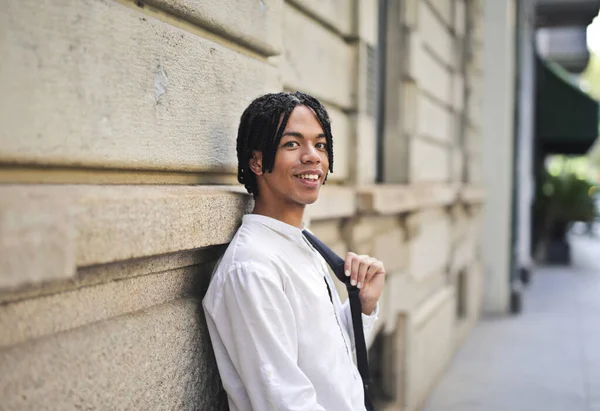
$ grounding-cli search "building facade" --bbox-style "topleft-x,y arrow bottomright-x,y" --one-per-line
0,0 -> 496,410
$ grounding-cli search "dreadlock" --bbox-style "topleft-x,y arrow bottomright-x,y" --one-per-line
236,91 -> 334,196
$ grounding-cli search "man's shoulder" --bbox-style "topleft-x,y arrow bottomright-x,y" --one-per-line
224,221 -> 285,265
203,222 -> 291,312
211,221 -> 294,283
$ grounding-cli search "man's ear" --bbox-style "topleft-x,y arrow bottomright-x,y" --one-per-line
249,151 -> 264,176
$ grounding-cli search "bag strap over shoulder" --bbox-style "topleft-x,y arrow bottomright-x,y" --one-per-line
302,230 -> 374,411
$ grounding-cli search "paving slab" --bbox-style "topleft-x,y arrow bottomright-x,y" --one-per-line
422,229 -> 600,411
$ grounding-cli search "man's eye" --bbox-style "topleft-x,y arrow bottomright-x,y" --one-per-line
283,141 -> 299,148
316,143 -> 328,150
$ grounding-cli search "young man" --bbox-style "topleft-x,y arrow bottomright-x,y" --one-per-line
203,91 -> 386,411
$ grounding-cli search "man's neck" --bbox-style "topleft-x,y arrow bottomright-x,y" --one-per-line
252,199 -> 305,229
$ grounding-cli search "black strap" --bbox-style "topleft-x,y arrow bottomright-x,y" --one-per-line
302,230 -> 375,411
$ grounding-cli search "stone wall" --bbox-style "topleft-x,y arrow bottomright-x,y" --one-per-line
0,0 -> 485,410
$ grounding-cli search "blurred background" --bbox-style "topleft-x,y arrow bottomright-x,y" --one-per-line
0,0 -> 599,410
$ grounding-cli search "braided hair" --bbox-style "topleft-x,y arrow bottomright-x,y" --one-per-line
236,91 -> 334,196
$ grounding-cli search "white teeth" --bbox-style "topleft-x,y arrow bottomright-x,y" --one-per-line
298,174 -> 319,180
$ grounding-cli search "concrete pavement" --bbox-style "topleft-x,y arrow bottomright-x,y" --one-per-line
422,231 -> 600,411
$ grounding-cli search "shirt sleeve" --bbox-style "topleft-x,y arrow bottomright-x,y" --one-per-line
340,300 -> 379,353
215,261 -> 327,411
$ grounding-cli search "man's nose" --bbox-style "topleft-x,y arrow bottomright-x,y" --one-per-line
301,145 -> 321,163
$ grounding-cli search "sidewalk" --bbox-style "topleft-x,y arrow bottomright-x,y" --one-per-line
422,231 -> 600,411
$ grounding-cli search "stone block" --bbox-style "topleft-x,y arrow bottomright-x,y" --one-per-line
415,50 -> 453,107
349,216 -> 407,273
407,287 -> 455,410
282,3 -> 355,109
450,236 -> 477,273
409,137 -> 450,183
326,104 -> 350,181
469,86 -> 484,128
473,10 -> 485,44
450,204 -> 469,243
356,41 -> 378,116
402,81 -> 419,136
0,185 -> 252,290
406,31 -> 426,82
418,1 -> 454,67
0,299 -> 227,411
0,198 -> 76,290
425,0 -> 453,28
307,219 -> 343,245
459,185 -> 486,204
347,216 -> 401,245
357,184 -> 458,215
145,0 -> 283,56
306,186 -> 356,221
453,74 -> 465,112
287,0 -> 354,36
372,228 -> 408,273
464,125 -> 482,155
455,0 -> 466,37
450,146 -> 465,182
357,0 -> 379,46
417,93 -> 454,144
0,0 -> 280,172
353,113 -> 378,185
406,209 -> 451,281
402,0 -> 419,30
467,262 -> 483,319
1,246 -> 224,305
381,272 -> 411,331
0,262 -> 214,348
466,154 -> 483,184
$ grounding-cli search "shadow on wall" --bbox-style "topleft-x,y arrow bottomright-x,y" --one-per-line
186,254 -> 230,411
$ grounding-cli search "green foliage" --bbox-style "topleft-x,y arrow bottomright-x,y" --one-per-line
581,52 -> 600,100
535,167 -> 598,227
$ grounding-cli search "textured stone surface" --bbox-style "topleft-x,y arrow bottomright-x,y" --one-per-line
425,0 -> 453,28
326,104 -> 351,181
410,137 -> 450,183
0,262 -> 215,349
287,0 -> 354,36
418,0 -> 453,67
353,113 -> 378,185
0,185 -> 251,290
0,197 -> 76,290
0,246 -> 225,304
282,3 -> 355,108
357,184 -> 459,215
414,48 -> 453,107
357,0 -> 379,46
306,185 -> 356,221
308,219 -> 343,245
453,74 -> 465,111
145,0 -> 283,56
455,0 -> 466,37
408,287 -> 455,410
349,216 -> 407,273
0,299 -> 228,411
0,0 -> 280,171
407,210 -> 451,281
417,92 -> 454,144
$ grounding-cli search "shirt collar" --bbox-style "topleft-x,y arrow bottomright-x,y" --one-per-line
242,214 -> 306,243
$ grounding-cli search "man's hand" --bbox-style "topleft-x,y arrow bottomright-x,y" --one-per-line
344,252 -> 386,315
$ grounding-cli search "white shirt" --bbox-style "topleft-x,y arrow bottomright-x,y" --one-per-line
203,214 -> 378,411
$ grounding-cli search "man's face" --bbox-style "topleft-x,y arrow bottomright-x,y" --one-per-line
252,105 -> 330,207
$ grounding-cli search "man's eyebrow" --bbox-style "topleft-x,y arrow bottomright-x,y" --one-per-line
281,131 -> 327,138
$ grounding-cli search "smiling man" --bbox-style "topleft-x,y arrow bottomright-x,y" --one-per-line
203,91 -> 386,411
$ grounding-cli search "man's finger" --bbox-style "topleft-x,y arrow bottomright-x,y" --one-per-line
344,252 -> 356,277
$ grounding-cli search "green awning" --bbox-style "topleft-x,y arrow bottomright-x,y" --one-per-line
535,56 -> 599,155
